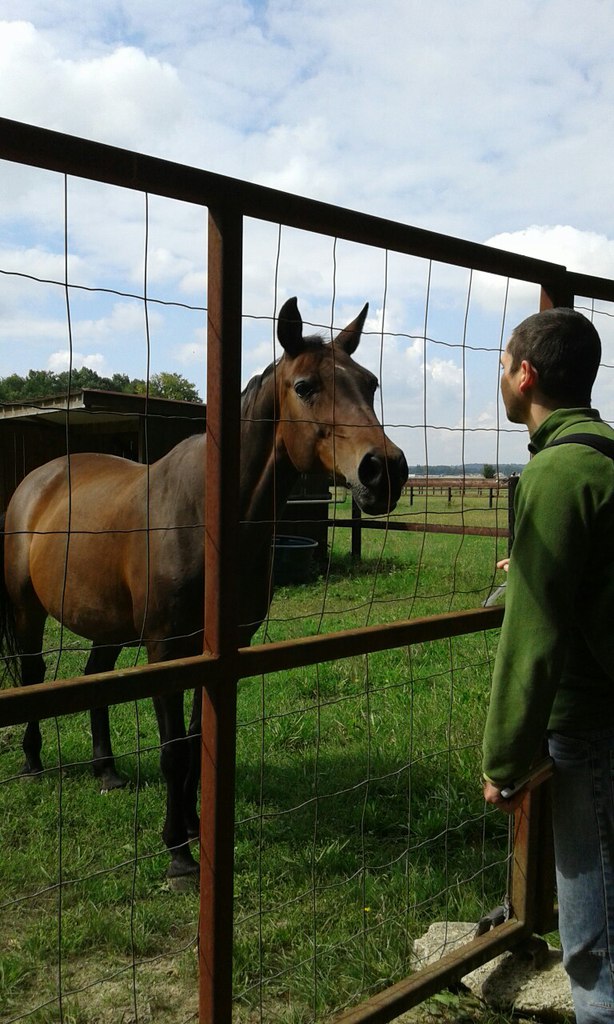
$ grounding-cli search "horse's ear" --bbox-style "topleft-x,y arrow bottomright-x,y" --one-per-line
277,297 -> 304,358
334,303 -> 369,356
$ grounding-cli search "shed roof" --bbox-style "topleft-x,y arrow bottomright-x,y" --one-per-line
0,388 -> 206,425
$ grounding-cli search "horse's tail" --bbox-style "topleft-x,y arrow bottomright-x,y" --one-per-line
0,513 -> 21,687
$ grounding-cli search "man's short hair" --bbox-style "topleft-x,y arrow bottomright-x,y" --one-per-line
508,307 -> 602,406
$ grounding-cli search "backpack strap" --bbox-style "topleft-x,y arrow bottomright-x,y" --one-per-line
545,433 -> 614,460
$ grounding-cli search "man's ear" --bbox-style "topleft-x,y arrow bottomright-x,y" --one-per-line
518,359 -> 538,394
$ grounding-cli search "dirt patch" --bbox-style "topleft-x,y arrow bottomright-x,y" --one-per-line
5,947 -> 199,1024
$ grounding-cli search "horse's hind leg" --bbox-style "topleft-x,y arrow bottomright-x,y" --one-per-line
14,598 -> 48,777
86,644 -> 126,793
20,647 -> 46,776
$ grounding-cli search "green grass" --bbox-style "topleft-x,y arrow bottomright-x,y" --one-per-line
0,492 -> 525,1023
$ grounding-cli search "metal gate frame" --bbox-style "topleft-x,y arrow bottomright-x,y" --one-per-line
2,117 -> 614,1022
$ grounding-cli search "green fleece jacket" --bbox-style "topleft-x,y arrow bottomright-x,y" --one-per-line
482,407 -> 614,786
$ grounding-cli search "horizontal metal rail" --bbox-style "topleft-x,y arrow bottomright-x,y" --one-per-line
0,118 -> 567,286
329,517 -> 510,538
567,271 -> 614,304
332,919 -> 530,1024
0,605 -> 503,727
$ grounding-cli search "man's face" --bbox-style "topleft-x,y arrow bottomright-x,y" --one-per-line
499,343 -> 527,424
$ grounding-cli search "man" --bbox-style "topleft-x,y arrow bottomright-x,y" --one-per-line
482,306 -> 614,1022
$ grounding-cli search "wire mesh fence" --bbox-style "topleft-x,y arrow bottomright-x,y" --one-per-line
2,119 -> 614,1024
232,639 -> 509,1021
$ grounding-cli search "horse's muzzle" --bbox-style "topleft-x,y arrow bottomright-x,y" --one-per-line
354,450 -> 408,515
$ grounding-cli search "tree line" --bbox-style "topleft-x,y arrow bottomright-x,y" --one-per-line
410,462 -> 525,477
0,366 -> 202,403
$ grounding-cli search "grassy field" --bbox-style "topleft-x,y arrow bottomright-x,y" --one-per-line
0,491 -> 538,1024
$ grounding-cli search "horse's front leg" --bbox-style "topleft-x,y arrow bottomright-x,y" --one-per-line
153,691 -> 199,883
86,644 -> 126,793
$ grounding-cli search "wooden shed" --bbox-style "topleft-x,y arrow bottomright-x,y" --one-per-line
0,389 -> 206,514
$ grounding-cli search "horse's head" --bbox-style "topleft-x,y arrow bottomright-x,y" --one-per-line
275,297 -> 408,515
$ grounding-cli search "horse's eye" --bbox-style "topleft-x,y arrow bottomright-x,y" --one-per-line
294,380 -> 314,401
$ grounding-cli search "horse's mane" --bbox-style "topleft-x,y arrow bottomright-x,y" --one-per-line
240,365 -> 274,417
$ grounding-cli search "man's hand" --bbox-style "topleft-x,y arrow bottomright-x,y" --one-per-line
483,779 -> 526,814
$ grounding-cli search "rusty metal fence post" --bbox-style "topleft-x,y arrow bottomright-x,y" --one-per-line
199,204 -> 244,1024
510,781 -> 557,936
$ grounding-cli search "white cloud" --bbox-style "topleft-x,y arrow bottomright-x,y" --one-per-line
430,358 -> 463,394
0,21 -> 186,152
0,244 -> 85,282
179,270 -> 207,296
485,226 -> 614,279
47,349 -> 106,371
0,313 -> 67,345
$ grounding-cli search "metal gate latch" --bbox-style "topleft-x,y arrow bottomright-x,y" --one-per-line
475,904 -> 507,936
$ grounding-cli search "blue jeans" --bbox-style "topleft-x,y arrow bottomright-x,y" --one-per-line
548,730 -> 614,1022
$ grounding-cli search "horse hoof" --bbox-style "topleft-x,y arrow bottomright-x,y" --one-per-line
167,872 -> 199,894
166,849 -> 199,892
20,763 -> 43,781
99,771 -> 127,794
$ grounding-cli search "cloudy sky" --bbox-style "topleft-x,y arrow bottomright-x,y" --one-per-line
2,0 -> 614,465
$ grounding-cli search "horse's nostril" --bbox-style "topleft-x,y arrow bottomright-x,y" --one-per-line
358,453 -> 383,488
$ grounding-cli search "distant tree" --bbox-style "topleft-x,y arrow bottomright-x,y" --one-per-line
56,367 -> 111,392
483,463 -> 496,479
0,372 -> 31,401
0,369 -> 57,401
0,366 -> 202,403
141,372 -> 201,402
109,373 -> 133,392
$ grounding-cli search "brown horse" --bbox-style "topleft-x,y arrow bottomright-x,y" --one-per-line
0,297 -> 408,880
